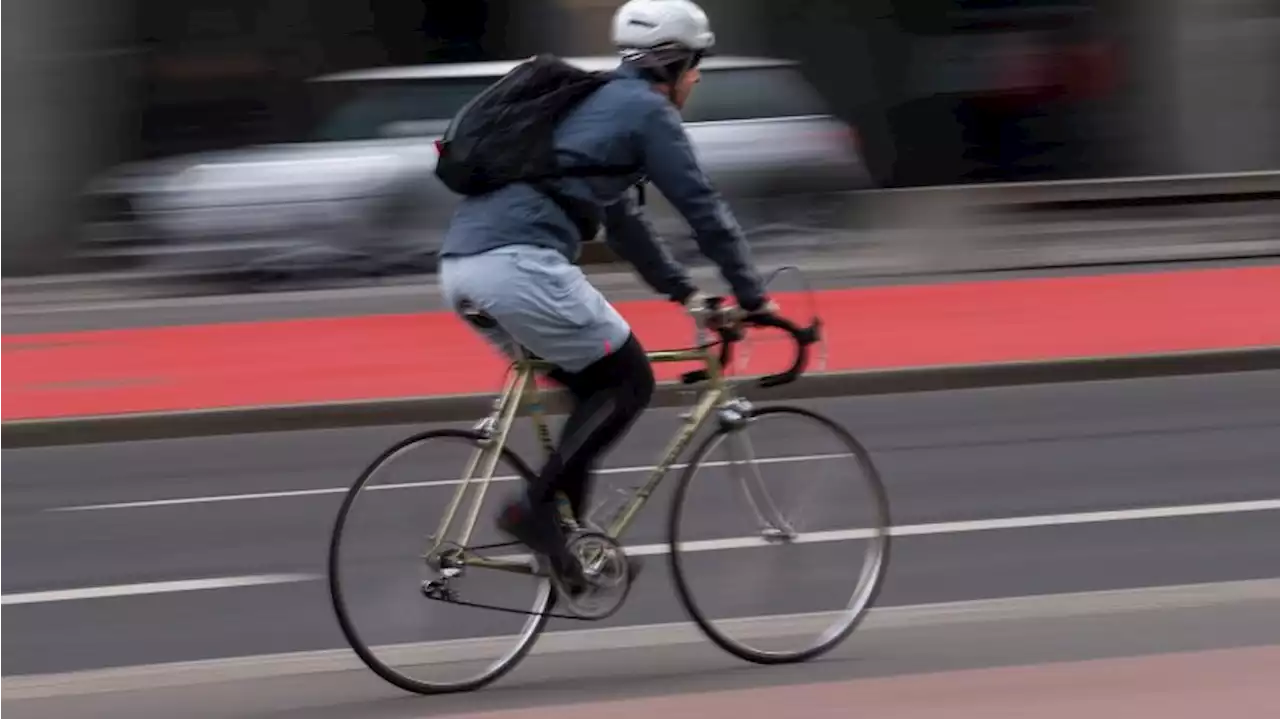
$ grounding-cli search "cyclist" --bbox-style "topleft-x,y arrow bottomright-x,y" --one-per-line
438,0 -> 777,599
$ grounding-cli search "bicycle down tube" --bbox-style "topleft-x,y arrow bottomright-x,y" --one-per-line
441,340 -> 731,576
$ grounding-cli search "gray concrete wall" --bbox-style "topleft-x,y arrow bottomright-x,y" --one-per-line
1167,0 -> 1280,174
3,0 -> 140,275
1126,0 -> 1280,176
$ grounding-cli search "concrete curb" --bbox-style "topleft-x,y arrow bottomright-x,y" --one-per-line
4,346 -> 1279,449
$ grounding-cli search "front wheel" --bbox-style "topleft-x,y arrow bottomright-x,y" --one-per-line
667,405 -> 891,664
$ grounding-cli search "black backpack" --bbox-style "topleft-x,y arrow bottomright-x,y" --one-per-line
434,54 -> 638,241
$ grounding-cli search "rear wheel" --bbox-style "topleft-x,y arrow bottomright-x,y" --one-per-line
328,429 -> 552,694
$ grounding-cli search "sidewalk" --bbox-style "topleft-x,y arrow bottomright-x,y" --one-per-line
4,265 -> 1279,422
439,645 -> 1279,719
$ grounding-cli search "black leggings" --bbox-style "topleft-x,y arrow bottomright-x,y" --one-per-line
532,332 -> 655,519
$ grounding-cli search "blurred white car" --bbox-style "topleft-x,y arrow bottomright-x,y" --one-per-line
79,55 -> 872,283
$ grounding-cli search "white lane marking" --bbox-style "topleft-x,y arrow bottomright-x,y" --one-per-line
6,578 -> 1280,700
1,574 -> 318,606
51,486 -> 350,511
482,498 -> 1280,561
665,497 -> 1280,551
14,499 -> 1279,605
48,453 -> 853,512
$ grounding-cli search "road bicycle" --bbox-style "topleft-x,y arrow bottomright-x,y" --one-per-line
327,293 -> 892,695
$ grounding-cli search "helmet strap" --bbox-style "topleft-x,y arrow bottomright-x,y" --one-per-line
622,46 -> 700,104
666,53 -> 697,104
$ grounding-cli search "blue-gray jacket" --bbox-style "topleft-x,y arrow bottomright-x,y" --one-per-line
438,62 -> 766,311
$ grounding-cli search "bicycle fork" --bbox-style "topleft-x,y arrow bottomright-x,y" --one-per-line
718,399 -> 798,542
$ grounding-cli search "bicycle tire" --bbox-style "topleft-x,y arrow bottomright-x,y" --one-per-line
666,405 -> 892,664
328,428 -> 552,695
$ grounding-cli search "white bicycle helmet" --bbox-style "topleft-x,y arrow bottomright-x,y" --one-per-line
612,0 -> 716,81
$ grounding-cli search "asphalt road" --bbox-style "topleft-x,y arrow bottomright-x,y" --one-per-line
6,592 -> 1280,719
4,370 -> 1279,686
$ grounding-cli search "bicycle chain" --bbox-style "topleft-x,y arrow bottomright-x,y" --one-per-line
422,588 -> 593,621
423,540 -> 600,621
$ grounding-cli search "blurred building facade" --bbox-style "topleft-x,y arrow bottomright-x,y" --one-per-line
549,0 -> 1280,187
4,0 -> 1279,274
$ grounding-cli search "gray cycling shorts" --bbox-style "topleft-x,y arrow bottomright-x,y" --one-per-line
439,245 -> 633,373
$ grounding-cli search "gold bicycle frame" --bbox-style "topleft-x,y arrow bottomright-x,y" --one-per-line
428,339 -> 735,577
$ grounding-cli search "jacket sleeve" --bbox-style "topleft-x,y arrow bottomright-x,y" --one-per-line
634,102 -> 766,311
601,189 -> 698,305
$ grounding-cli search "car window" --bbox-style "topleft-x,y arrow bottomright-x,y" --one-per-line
311,78 -> 494,141
681,66 -> 831,123
307,64 -> 831,141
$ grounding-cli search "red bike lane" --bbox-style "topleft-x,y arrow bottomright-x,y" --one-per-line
4,265 -> 1279,421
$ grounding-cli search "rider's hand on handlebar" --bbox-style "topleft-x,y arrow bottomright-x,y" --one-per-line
684,291 -> 780,329
742,298 -> 781,318
682,290 -> 719,329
